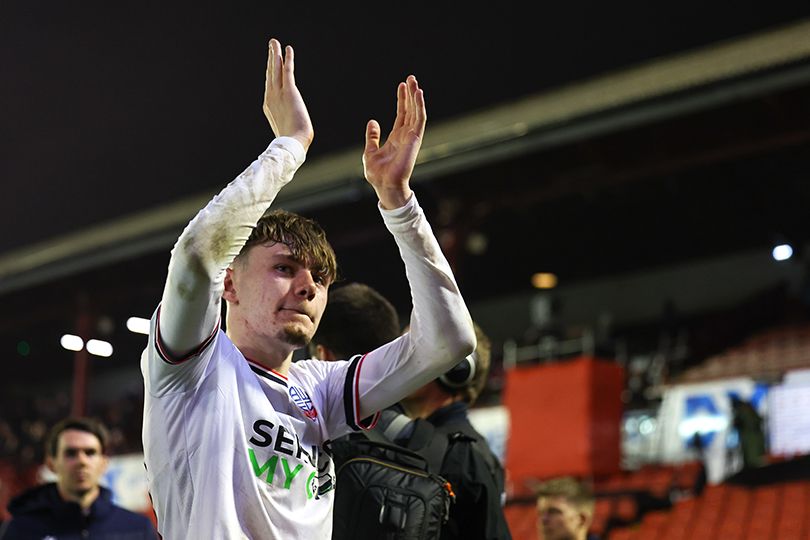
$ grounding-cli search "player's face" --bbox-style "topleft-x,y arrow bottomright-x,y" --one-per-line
537,496 -> 585,540
47,429 -> 108,501
231,242 -> 329,349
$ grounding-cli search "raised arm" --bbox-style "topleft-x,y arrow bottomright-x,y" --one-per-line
355,76 -> 476,418
157,39 -> 313,358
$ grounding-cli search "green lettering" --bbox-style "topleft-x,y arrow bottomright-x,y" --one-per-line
281,458 -> 304,489
249,448 -> 278,484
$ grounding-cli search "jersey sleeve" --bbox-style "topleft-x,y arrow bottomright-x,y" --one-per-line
141,304 -> 223,396
155,137 -> 305,362
292,356 -> 381,440
352,194 -> 477,419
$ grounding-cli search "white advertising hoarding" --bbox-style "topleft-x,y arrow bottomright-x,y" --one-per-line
654,377 -> 769,484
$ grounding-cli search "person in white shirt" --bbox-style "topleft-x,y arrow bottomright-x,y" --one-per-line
140,38 -> 475,539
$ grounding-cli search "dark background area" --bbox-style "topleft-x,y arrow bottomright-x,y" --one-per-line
3,2 -> 810,391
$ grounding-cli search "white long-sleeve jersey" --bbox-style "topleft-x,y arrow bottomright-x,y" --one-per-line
141,137 -> 474,539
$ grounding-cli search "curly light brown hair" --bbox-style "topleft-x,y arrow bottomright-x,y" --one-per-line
238,209 -> 338,285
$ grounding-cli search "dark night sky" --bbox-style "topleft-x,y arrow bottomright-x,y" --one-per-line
3,1 -> 809,252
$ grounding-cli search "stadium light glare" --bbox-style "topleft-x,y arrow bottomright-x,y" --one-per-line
87,339 -> 113,357
639,418 -> 657,435
126,316 -> 150,335
772,243 -> 793,261
60,334 -> 84,352
531,272 -> 558,289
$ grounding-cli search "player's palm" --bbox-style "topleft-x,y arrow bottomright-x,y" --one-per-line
263,39 -> 314,150
363,76 -> 426,198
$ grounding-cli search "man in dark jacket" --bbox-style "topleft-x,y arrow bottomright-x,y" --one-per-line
311,283 -> 511,539
397,321 -> 512,540
0,416 -> 157,539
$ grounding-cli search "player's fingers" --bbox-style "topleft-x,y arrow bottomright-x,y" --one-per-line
392,81 -> 407,132
404,75 -> 418,128
412,87 -> 426,137
364,120 -> 381,155
284,45 -> 295,87
264,39 -> 273,92
268,39 -> 282,88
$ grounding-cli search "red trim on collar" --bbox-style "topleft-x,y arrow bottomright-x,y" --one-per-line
245,358 -> 288,380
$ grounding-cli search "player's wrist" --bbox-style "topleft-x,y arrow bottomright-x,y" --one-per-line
290,132 -> 313,152
375,187 -> 413,210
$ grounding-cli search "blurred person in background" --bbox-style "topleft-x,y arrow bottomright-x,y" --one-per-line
0,416 -> 157,539
730,394 -> 766,470
396,321 -> 511,540
312,284 -> 509,539
308,281 -> 401,361
535,476 -> 597,540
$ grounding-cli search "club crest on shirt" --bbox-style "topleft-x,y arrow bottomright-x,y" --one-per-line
289,385 -> 318,420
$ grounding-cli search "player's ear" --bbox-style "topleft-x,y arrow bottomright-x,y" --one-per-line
223,267 -> 238,305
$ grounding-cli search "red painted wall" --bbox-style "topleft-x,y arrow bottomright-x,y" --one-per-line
503,356 -> 624,494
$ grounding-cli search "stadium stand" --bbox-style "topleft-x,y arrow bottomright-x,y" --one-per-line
504,455 -> 810,539
676,323 -> 810,384
600,454 -> 810,539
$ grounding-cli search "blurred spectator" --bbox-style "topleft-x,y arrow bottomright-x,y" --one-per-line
308,281 -> 401,360
0,390 -> 71,468
312,283 -> 510,539
0,416 -> 156,539
689,433 -> 708,497
397,321 -> 512,540
730,395 -> 766,470
0,385 -> 147,471
535,476 -> 597,540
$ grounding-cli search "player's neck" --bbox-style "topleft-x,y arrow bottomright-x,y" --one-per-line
231,336 -> 294,375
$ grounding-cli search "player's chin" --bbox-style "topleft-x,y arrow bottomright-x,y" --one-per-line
280,324 -> 313,349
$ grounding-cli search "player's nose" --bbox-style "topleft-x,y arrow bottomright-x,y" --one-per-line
293,270 -> 317,300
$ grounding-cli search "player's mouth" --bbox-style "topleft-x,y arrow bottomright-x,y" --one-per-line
279,307 -> 314,322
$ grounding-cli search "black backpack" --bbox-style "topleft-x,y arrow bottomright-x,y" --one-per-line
330,412 -> 456,540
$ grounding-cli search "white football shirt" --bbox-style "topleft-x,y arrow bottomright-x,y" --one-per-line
142,310 -> 376,540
